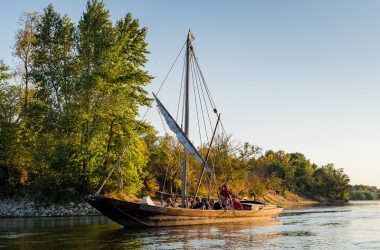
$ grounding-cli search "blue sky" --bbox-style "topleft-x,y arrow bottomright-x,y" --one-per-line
1,1 -> 379,187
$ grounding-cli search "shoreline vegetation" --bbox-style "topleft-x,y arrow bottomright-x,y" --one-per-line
0,1 -> 376,218
349,185 -> 380,200
0,191 -> 336,218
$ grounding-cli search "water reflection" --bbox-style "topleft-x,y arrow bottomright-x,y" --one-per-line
0,216 -> 110,231
0,201 -> 379,249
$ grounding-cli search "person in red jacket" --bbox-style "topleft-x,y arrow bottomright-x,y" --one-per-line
232,196 -> 243,210
219,183 -> 233,200
219,183 -> 234,210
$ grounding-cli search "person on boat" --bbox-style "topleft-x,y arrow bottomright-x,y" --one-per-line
219,183 -> 233,201
187,197 -> 194,208
232,196 -> 243,210
219,183 -> 235,209
219,196 -> 229,210
226,199 -> 234,210
201,197 -> 209,210
193,197 -> 204,209
209,199 -> 215,210
165,197 -> 175,208
213,200 -> 222,210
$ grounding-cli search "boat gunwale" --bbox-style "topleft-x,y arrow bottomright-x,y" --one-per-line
88,195 -> 283,218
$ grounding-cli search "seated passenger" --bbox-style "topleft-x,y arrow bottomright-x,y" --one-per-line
209,199 -> 215,210
201,198 -> 209,210
213,200 -> 222,210
165,197 -> 175,208
220,196 -> 228,210
193,197 -> 203,209
232,197 -> 243,210
226,199 -> 233,210
187,197 -> 194,208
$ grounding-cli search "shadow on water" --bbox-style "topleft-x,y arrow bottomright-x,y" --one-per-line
93,219 -> 285,249
0,216 -> 111,231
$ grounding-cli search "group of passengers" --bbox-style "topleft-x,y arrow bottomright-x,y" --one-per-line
164,183 -> 244,210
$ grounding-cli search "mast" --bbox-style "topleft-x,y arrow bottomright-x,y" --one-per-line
181,31 -> 191,208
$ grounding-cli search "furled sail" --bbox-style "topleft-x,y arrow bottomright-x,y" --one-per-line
153,94 -> 212,173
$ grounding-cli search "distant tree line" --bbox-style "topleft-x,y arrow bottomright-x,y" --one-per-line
0,0 -> 351,202
143,135 -> 351,202
350,185 -> 379,200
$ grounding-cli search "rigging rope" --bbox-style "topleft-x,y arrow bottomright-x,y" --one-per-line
156,41 -> 186,95
157,105 -> 187,201
192,51 -> 214,131
192,56 -> 211,142
176,56 -> 186,122
190,55 -> 204,145
192,49 -> 218,112
95,139 -> 129,195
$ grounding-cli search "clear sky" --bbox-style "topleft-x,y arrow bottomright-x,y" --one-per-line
1,1 -> 379,187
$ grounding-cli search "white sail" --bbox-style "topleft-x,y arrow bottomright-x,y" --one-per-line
154,94 -> 212,173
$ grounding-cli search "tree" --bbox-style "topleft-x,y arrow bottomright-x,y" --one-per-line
16,1 -> 153,200
144,134 -> 183,195
75,0 -> 152,196
289,153 -> 314,192
14,12 -> 39,109
0,60 -> 25,193
313,164 -> 350,200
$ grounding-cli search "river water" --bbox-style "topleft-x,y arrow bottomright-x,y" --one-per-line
0,200 -> 379,249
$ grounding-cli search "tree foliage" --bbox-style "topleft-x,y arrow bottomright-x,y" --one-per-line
350,185 -> 379,200
1,1 -> 152,201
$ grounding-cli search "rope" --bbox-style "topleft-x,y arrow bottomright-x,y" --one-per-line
191,54 -> 210,142
192,53 -> 214,131
156,41 -> 186,95
190,55 -> 203,144
157,105 -> 168,135
140,40 -> 186,129
192,49 -> 217,111
176,56 -> 186,122
95,139 -> 129,195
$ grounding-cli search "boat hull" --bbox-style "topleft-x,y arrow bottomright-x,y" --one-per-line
86,195 -> 283,228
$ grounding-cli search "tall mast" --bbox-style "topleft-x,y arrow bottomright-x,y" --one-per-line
181,31 -> 191,208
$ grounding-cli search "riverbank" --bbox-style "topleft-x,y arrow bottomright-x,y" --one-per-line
0,198 -> 100,217
256,190 -> 346,206
1,190 -> 344,217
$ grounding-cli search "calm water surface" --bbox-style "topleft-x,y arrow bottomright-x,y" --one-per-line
0,200 -> 379,249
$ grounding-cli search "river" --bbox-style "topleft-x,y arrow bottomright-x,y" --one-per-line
0,200 -> 379,249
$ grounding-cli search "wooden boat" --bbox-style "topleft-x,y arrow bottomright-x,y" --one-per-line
86,195 -> 282,228
87,31 -> 283,228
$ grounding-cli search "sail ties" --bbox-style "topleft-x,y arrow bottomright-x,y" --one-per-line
153,93 -> 212,173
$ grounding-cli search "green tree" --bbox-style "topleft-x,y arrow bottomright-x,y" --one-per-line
313,164 -> 350,200
289,153 -> 315,192
13,1 -> 153,201
0,60 -> 26,193
75,0 -> 152,196
14,12 -> 39,109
